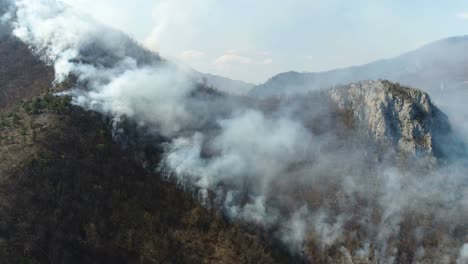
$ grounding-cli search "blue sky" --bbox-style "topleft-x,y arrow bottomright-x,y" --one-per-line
62,0 -> 468,83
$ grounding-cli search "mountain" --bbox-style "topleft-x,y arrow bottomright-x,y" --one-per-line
329,80 -> 457,159
1,31 -> 465,263
2,31 -> 464,263
250,35 -> 468,97
199,73 -> 254,95
0,37 -> 295,264
169,59 -> 254,95
1,2 -> 467,262
0,35 -> 54,110
122,80 -> 465,264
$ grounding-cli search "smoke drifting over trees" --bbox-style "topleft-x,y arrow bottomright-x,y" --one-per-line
1,0 -> 467,263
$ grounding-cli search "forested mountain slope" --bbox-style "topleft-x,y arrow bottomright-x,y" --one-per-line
0,37 -> 294,264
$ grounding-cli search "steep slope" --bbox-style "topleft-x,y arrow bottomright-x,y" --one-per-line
121,80 -> 466,264
329,80 -> 456,159
0,31 -> 294,264
1,38 -> 466,263
0,35 -> 54,110
251,35 -> 468,97
0,95 -> 293,264
1,3 -> 466,262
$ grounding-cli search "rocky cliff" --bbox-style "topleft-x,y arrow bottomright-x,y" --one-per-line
0,11 -> 465,262
329,80 -> 454,159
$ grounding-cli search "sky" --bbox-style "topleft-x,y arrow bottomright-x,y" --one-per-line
61,0 -> 468,84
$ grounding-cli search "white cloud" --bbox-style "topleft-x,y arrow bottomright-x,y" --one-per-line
457,244 -> 468,264
457,12 -> 468,20
263,58 -> 273,65
214,51 -> 273,67
214,54 -> 253,66
181,49 -> 205,60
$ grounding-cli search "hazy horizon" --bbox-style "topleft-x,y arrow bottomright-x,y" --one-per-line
60,0 -> 468,83
1,1 -> 468,262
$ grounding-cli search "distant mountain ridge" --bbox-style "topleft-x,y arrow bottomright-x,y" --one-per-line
199,72 -> 254,95
250,35 -> 468,97
1,2 -> 467,261
1,31 -> 466,263
169,59 -> 254,95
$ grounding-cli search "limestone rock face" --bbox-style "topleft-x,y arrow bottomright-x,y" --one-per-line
329,80 -> 451,158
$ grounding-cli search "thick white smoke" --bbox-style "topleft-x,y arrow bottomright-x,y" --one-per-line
458,244 -> 468,264
2,0 -> 467,262
13,0 -> 99,79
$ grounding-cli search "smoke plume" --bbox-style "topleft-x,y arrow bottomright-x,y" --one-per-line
2,0 -> 467,263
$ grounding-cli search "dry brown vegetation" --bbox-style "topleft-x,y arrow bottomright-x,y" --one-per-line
0,36 -> 54,111
0,38 -> 295,263
0,94 -> 295,263
1,34 -> 465,264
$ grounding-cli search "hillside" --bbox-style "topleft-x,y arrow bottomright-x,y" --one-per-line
0,37 -> 294,264
0,95 -> 295,264
250,35 -> 468,97
1,1 -> 467,262
125,80 -> 466,264
0,35 -> 54,110
1,36 -> 466,264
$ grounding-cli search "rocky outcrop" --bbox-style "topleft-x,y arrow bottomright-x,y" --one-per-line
329,80 -> 453,159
